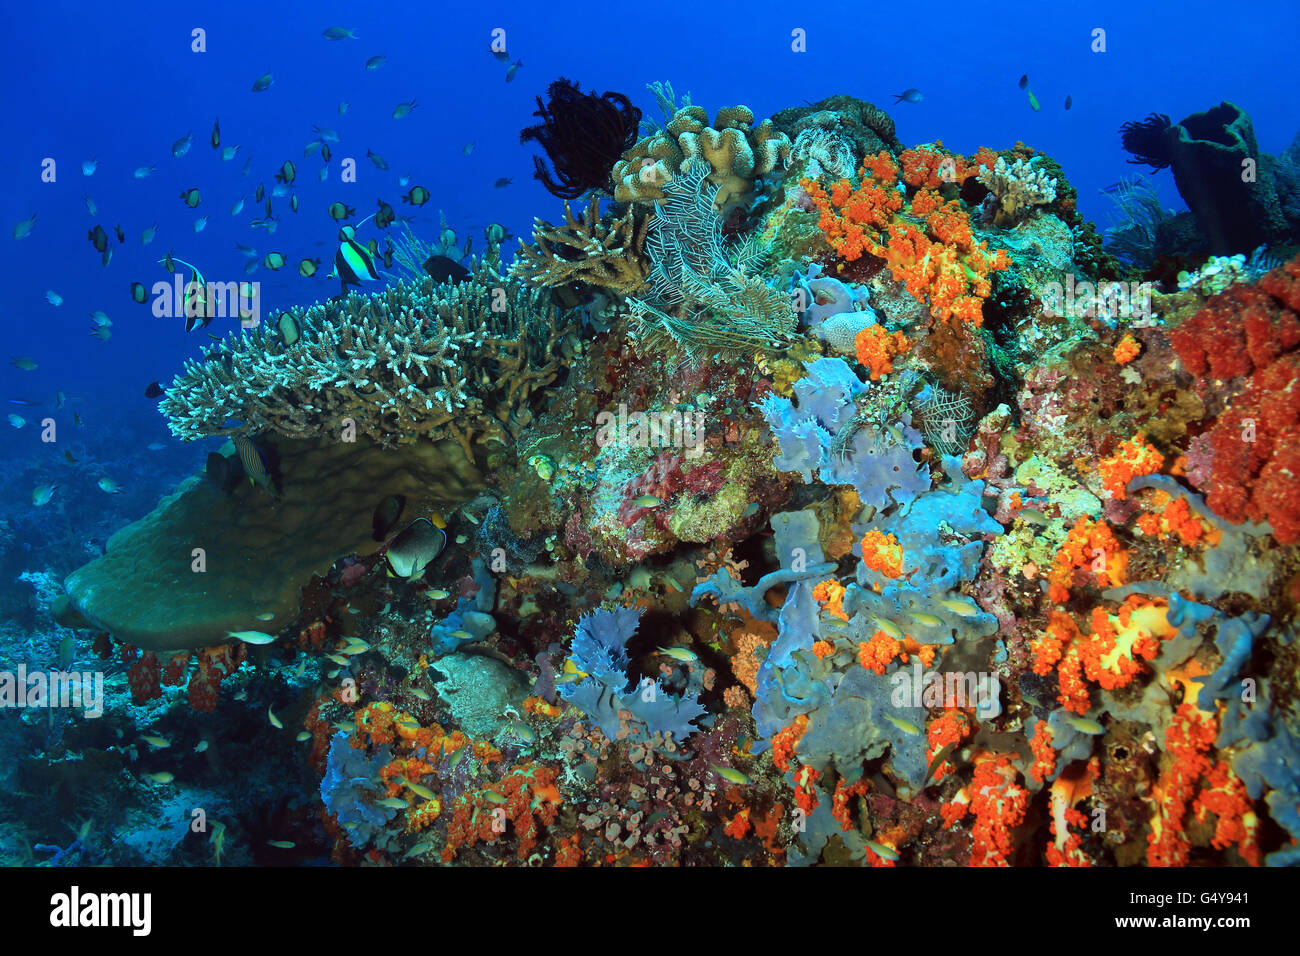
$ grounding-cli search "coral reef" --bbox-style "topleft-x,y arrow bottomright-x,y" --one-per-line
509,196 -> 649,295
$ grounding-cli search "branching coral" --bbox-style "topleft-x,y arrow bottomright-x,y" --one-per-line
612,103 -> 792,209
509,196 -> 649,294
627,157 -> 796,361
161,265 -> 576,456
976,156 -> 1058,227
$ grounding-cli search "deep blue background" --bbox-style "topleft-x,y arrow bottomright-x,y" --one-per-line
0,0 -> 1296,428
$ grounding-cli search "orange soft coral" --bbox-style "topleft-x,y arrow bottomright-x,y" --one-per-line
1113,333 -> 1141,365
1028,719 -> 1058,783
860,529 -> 905,579
853,324 -> 911,380
942,756 -> 1029,866
772,715 -> 809,773
926,710 -> 973,784
1137,493 -> 1220,548
1098,433 -> 1165,500
1148,703 -> 1218,866
812,579 -> 849,621
1046,516 -> 1130,602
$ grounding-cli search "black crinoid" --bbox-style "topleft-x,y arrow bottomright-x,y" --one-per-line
520,78 -> 642,199
1119,112 -> 1174,170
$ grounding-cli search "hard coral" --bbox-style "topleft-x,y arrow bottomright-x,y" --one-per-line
510,196 -> 650,295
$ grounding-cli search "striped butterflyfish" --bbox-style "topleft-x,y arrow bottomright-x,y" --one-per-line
232,435 -> 276,495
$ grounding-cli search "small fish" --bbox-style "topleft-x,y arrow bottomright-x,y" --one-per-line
377,797 -> 409,810
366,149 -> 388,170
7,414 -> 24,428
180,187 -> 202,208
328,201 -> 356,220
873,616 -> 903,640
236,242 -> 257,258
493,177 -> 512,189
504,59 -> 522,82
194,740 -> 209,753
325,653 -> 349,666
322,26 -> 357,40
133,165 -> 156,179
32,483 -> 57,506
296,731 -> 312,742
141,223 -> 157,245
146,442 -> 164,451
938,598 -> 980,618
319,166 -> 328,183
365,55 -> 386,70
482,790 -> 507,805
321,144 -> 332,162
143,772 -> 175,784
267,840 -> 295,849
131,282 -> 148,303
632,495 -> 662,509
263,252 -> 285,270
392,100 -> 417,119
141,734 -> 170,749
711,764 -> 750,785
375,199 -> 396,228
892,88 -> 923,104
9,356 -> 37,370
89,325 -> 111,341
255,182 -> 265,202
297,258 -> 321,278
268,705 -> 283,729
276,161 -> 296,185
222,145 -> 239,161
866,840 -> 900,862
97,477 -> 122,494
1027,89 -> 1041,112
313,126 -> 340,144
924,741 -> 958,786
13,214 -> 36,240
114,222 -> 125,241
193,217 -> 207,233
45,291 -> 63,306
81,158 -> 100,176
1018,74 -> 1029,90
83,194 -> 98,215
172,132 -> 193,157
1064,713 -> 1105,735
338,101 -> 349,115
63,449 -> 78,463
410,687 -> 431,701
908,611 -> 943,628
656,645 -> 698,663
404,841 -> 434,859
462,142 -> 475,156
88,224 -> 108,253
1064,95 -> 1073,111
251,73 -> 274,92
231,198 -> 245,216
427,589 -> 449,600
883,713 -> 922,735
229,630 -> 276,645
402,185 -> 430,206
210,117 -> 220,149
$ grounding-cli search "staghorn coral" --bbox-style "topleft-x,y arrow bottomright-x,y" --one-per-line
162,265 -> 576,457
509,195 -> 650,295
976,156 -> 1058,228
628,157 -> 796,361
612,103 -> 792,209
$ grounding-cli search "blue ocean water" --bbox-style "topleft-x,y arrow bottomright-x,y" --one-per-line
0,0 -> 1297,869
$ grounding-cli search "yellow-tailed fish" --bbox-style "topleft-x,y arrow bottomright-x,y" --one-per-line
866,840 -> 900,862
711,765 -> 750,785
233,435 -> 276,494
143,772 -> 174,784
631,495 -> 662,509
883,713 -> 922,735
228,629 -> 276,645
377,797 -> 410,810
482,790 -> 507,805
334,721 -> 356,733
404,841 -> 434,858
325,653 -> 349,665
656,646 -> 699,663
406,782 -> 436,800
268,705 -> 283,729
908,611 -> 943,628
874,616 -> 904,640
141,735 -> 170,749
410,687 -> 431,701
267,840 -> 295,849
296,731 -> 312,742
938,598 -> 980,618
1064,714 -> 1105,735
255,612 -> 276,622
